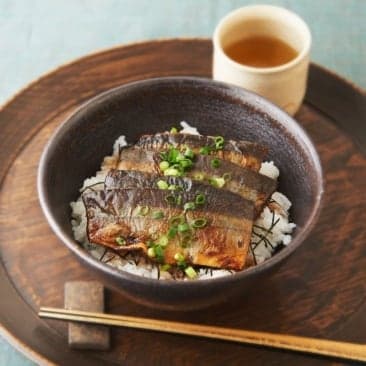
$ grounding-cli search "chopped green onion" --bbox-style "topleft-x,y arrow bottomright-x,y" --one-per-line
165,195 -> 176,205
115,236 -> 126,246
159,152 -> 168,160
152,210 -> 164,219
199,146 -> 211,155
157,235 -> 169,247
147,240 -> 155,248
184,202 -> 196,211
176,153 -> 185,162
195,193 -> 206,205
170,127 -> 178,134
157,180 -> 169,189
147,247 -> 156,258
184,147 -> 195,159
209,177 -> 225,188
168,184 -> 177,190
185,266 -> 197,279
164,167 -> 181,176
193,172 -> 205,181
159,161 -> 170,171
222,172 -> 232,182
176,194 -> 182,205
214,136 -> 225,150
179,159 -> 193,169
192,218 -> 208,228
214,136 -> 224,144
160,264 -> 171,271
137,205 -> 149,216
169,216 -> 185,226
168,226 -> 178,238
154,245 -> 165,262
174,253 -> 185,262
178,223 -> 190,232
168,148 -> 179,163
211,158 -> 220,168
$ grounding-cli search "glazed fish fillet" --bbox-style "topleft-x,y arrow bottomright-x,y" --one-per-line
83,182 -> 254,270
135,133 -> 267,171
104,147 -> 276,216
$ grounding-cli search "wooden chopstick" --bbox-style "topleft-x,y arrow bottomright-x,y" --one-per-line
39,307 -> 366,362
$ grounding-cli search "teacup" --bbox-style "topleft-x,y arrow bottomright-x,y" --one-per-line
213,5 -> 311,115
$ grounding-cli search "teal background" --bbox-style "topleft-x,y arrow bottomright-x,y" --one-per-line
0,0 -> 365,364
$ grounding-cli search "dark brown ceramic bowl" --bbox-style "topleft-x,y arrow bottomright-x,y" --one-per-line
38,77 -> 323,311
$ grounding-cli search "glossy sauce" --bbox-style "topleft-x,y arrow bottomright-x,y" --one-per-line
224,36 -> 298,68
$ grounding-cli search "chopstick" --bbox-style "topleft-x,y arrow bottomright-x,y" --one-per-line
39,307 -> 366,362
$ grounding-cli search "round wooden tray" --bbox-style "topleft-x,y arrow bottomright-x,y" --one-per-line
0,39 -> 365,366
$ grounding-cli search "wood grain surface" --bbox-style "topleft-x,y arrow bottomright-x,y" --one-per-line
0,39 -> 365,366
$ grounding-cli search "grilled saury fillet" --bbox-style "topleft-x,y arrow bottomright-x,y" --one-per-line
104,147 -> 276,216
83,181 -> 255,270
135,133 -> 267,171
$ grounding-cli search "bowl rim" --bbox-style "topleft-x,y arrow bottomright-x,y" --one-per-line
37,76 -> 324,289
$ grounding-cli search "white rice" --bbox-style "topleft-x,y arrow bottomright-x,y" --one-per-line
70,122 -> 296,280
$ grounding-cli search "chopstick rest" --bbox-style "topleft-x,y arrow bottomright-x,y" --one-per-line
64,281 -> 110,350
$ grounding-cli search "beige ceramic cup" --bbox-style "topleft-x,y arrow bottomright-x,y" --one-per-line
213,5 -> 311,115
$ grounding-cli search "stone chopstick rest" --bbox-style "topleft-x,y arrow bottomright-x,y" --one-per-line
64,281 -> 110,350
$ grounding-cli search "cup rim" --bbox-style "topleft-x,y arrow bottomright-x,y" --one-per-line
213,4 -> 312,74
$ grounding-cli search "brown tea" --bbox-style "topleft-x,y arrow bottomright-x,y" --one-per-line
224,36 -> 298,68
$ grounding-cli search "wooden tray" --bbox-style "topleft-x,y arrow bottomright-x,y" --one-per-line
0,39 -> 365,366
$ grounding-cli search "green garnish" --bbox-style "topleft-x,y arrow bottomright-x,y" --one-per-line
214,136 -> 224,150
157,180 -> 169,190
174,253 -> 185,262
185,266 -> 197,279
222,172 -> 232,182
184,147 -> 195,159
193,172 -> 205,181
209,177 -> 225,188
160,264 -> 171,271
154,245 -> 165,262
176,153 -> 185,162
169,216 -> 185,225
168,226 -> 178,238
152,210 -> 164,219
192,218 -> 208,228
176,194 -> 182,205
115,236 -> 126,246
170,127 -> 178,134
178,223 -> 190,232
147,247 -> 156,258
164,167 -> 181,176
159,161 -> 170,171
183,202 -> 196,211
174,252 -> 187,269
157,235 -> 169,247
165,195 -> 176,205
195,193 -> 206,205
168,184 -> 177,190
211,158 -> 220,168
179,159 -> 193,169
199,146 -> 211,155
168,147 -> 179,163
137,205 -> 149,216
